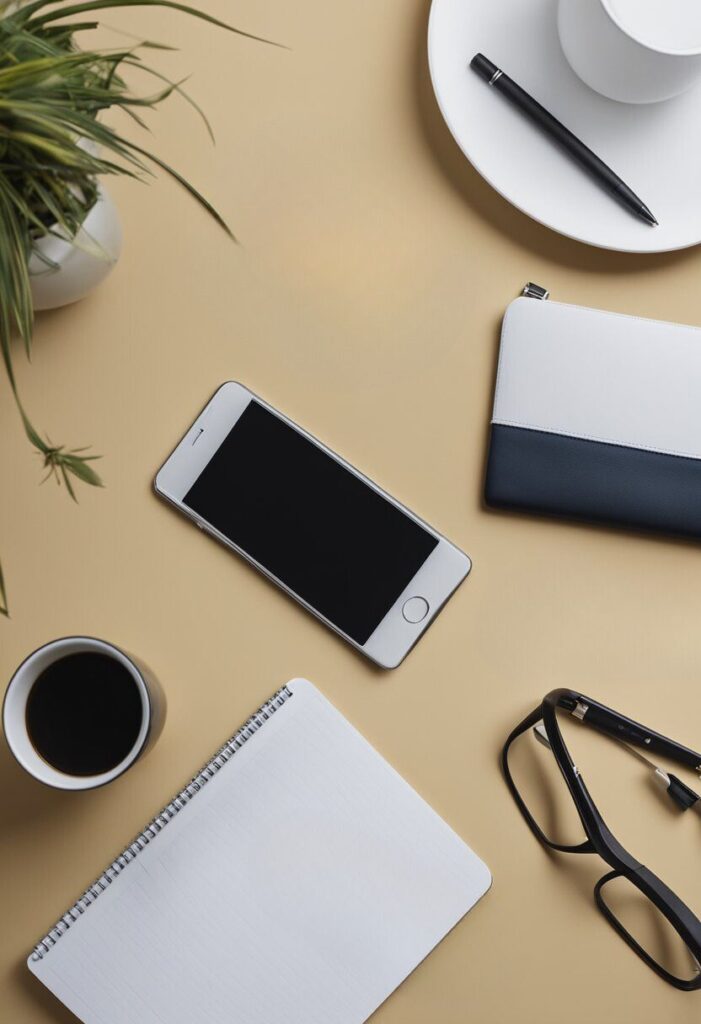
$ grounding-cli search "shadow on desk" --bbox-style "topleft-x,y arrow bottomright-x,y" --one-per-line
12,960 -> 76,1024
1,743 -> 90,1021
412,0 -> 693,275
0,741 -> 79,834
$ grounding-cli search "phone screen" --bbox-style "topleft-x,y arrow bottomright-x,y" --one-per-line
183,400 -> 438,644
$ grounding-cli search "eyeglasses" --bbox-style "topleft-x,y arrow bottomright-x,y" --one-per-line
502,689 -> 701,990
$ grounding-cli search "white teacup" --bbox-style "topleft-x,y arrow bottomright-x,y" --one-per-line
558,0 -> 701,104
2,636 -> 166,790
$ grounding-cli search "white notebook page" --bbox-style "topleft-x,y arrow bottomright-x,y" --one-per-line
30,678 -> 491,1024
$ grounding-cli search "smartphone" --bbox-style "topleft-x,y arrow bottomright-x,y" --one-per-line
154,383 -> 471,668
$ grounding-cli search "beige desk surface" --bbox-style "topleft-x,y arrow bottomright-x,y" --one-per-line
2,2 -> 701,1021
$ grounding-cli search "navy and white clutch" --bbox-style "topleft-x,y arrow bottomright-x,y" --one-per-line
485,285 -> 701,539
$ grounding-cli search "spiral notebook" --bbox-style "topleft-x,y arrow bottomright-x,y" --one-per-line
28,678 -> 491,1024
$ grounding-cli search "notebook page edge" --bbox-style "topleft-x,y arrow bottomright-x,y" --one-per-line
27,682 -> 297,974
28,676 -> 492,1024
288,676 -> 493,897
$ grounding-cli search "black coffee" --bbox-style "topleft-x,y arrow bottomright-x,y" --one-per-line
25,652 -> 144,776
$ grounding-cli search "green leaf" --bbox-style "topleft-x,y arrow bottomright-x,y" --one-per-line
0,49 -> 129,87
0,0 -> 274,614
123,58 -> 213,141
0,559 -> 8,617
59,461 -> 77,501
0,181 -> 33,361
61,453 -> 104,486
22,0 -> 283,48
126,138 -> 234,238
20,410 -> 49,452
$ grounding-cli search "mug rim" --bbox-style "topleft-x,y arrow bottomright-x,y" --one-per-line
2,635 -> 152,791
601,0 -> 701,58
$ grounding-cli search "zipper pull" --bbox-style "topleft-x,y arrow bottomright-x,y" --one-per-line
522,282 -> 550,300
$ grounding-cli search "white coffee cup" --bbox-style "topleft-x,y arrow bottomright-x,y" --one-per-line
2,636 -> 165,790
558,0 -> 701,104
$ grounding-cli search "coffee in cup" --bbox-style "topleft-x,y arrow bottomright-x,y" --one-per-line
2,637 -> 165,790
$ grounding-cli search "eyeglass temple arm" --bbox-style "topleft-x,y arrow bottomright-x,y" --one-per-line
553,692 -> 701,774
534,721 -> 701,813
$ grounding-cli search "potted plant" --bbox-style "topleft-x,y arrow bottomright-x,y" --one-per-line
0,0 -> 270,615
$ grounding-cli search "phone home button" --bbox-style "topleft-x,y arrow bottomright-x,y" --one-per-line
402,597 -> 429,624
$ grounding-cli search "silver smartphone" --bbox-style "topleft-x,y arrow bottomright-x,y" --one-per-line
154,383 -> 471,668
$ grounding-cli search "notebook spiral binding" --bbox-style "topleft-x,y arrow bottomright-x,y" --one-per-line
30,684 -> 293,963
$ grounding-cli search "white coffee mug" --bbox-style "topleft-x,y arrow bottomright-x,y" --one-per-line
2,636 -> 166,790
558,0 -> 701,104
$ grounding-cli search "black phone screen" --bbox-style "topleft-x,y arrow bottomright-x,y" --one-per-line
183,400 -> 438,644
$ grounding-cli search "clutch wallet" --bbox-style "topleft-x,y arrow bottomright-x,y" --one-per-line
485,285 -> 701,539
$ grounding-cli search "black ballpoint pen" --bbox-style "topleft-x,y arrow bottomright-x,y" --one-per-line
470,53 -> 658,227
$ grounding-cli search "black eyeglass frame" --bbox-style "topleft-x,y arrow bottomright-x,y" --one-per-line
502,688 -> 701,991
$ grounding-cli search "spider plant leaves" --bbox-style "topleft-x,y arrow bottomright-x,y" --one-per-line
0,560 -> 8,617
19,410 -> 44,450
21,409 -> 104,498
125,138 -> 233,237
0,48 -> 126,88
20,0 -> 283,49
123,58 -> 213,141
50,448 -> 104,499
0,181 -> 33,360
60,450 -> 103,485
0,0 -> 268,618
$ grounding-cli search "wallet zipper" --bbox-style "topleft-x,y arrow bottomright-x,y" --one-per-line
522,282 -> 550,301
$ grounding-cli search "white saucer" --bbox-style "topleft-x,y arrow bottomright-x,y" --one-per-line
428,0 -> 701,253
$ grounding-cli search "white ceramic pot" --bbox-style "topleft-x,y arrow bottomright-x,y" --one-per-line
558,0 -> 701,104
28,183 -> 122,310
